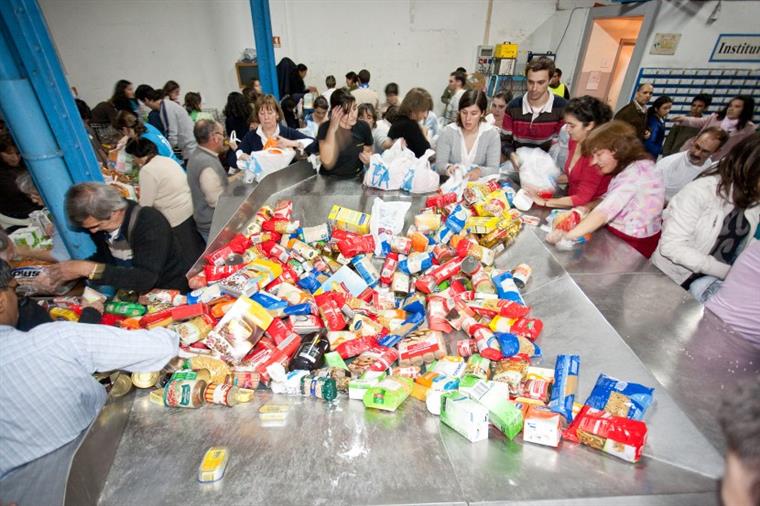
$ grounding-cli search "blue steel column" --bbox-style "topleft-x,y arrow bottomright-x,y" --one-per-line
0,3 -> 96,257
1,0 -> 102,182
249,0 -> 279,99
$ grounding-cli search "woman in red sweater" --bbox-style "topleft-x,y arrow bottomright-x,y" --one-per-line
529,96 -> 613,209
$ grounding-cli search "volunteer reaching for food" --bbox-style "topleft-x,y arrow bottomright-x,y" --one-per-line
546,121 -> 665,258
46,182 -> 197,293
0,259 -> 178,481
434,89 -> 501,181
529,95 -> 613,209
652,133 -> 760,301
236,94 -> 315,165
318,89 -> 374,178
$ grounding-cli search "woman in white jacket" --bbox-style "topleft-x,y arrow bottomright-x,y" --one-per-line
652,134 -> 760,299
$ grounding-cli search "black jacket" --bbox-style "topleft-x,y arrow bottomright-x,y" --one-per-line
88,201 -> 192,292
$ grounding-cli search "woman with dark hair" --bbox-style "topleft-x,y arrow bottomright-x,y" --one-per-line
358,103 -> 392,155
113,110 -> 180,164
236,95 -> 314,162
434,89 -> 501,179
125,138 -> 205,263
280,95 -> 300,129
643,95 -> 673,158
546,120 -> 665,258
91,79 -> 137,124
302,95 -> 329,138
380,82 -> 400,117
162,80 -> 181,104
653,133 -> 760,300
318,89 -> 373,178
184,92 -> 213,122
530,95 -> 613,209
388,87 -> 434,157
224,91 -> 252,141
674,95 -> 756,161
0,135 -> 41,220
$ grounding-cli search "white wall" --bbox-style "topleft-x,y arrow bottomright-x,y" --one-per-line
40,0 -> 597,115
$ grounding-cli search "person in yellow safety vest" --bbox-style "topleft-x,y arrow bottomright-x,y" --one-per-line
549,68 -> 570,100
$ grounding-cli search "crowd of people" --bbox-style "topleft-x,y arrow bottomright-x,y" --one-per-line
1,55 -> 759,505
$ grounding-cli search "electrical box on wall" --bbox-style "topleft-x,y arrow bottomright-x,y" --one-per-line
494,42 -> 518,59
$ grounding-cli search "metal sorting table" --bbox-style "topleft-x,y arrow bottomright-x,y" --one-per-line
62,162 -> 758,506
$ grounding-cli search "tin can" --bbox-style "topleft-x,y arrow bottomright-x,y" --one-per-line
460,255 -> 481,277
300,376 -> 338,401
512,263 -> 532,289
225,369 -> 261,390
109,372 -> 133,398
204,382 -> 239,406
131,371 -> 160,388
164,379 -> 207,408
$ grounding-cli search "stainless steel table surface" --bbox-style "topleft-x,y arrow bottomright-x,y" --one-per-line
63,166 -> 759,506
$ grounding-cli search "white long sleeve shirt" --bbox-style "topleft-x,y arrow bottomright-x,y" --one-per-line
0,322 -> 178,478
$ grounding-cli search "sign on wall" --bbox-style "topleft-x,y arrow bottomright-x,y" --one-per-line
650,33 -> 681,55
710,34 -> 760,63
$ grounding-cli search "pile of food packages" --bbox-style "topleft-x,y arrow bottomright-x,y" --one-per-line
42,179 -> 654,464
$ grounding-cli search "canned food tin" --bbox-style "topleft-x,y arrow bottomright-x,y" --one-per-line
131,371 -> 160,389
164,379 -> 207,408
225,370 -> 261,390
204,382 -> 239,406
460,255 -> 481,277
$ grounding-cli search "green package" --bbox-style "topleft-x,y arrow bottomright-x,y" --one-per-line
466,380 -> 524,440
363,376 -> 413,412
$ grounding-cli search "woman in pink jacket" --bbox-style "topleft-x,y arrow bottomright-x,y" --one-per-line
673,95 -> 755,162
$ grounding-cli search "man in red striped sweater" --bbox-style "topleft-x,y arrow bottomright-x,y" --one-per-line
502,58 -> 567,162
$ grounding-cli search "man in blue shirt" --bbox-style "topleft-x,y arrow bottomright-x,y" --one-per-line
0,259 -> 179,480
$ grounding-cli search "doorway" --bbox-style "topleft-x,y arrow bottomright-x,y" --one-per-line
573,1 -> 658,111
576,17 -> 644,107
607,39 -> 636,108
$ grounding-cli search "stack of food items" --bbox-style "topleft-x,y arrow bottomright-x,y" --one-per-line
42,180 -> 654,464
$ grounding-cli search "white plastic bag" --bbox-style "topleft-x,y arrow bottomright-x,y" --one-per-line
401,149 -> 440,194
515,147 -> 560,197
369,198 -> 411,255
363,139 -> 415,190
243,148 -> 297,183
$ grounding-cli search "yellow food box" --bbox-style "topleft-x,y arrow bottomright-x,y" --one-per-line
328,205 -> 371,235
465,216 -> 500,235
198,447 -> 229,483
495,42 -> 518,59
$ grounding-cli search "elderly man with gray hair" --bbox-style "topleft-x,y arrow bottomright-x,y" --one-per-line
187,119 -> 240,241
47,182 -> 194,293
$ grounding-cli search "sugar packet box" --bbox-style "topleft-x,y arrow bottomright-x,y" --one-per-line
440,392 -> 490,443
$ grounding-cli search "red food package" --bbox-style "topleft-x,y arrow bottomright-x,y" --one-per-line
330,229 -> 359,245
314,292 -> 347,331
348,345 -> 398,376
335,335 -> 377,359
275,330 -> 302,359
553,209 -> 583,232
227,233 -> 253,254
100,313 -> 125,326
260,240 -> 290,263
511,317 -> 543,341
265,317 -> 292,345
336,234 -> 375,258
564,406 -> 648,463
139,308 -> 174,328
425,192 -> 458,209
205,245 -> 236,266
204,263 -> 244,283
171,303 -> 208,322
273,199 -> 293,220
498,300 -> 531,319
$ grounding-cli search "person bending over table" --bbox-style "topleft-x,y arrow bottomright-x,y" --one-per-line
318,89 -> 373,178
0,260 -> 178,480
435,89 -> 501,180
47,183 -> 197,293
387,87 -> 434,157
125,138 -> 206,267
529,95 -> 613,209
237,94 -> 315,164
546,121 -> 665,258
652,134 -> 760,301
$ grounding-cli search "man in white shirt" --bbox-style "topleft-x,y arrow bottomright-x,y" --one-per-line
657,126 -> 728,201
442,71 -> 466,125
351,69 -> 379,109
0,259 -> 178,480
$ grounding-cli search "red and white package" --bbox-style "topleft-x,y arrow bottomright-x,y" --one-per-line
564,406 -> 648,463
